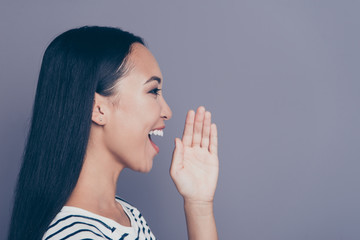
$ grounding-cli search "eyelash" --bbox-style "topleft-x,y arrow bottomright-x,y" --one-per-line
149,88 -> 161,96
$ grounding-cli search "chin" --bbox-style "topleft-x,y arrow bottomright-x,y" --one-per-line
130,158 -> 154,173
142,161 -> 154,173
139,167 -> 152,173
134,165 -> 153,173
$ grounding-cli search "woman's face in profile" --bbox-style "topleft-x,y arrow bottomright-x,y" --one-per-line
102,43 -> 172,172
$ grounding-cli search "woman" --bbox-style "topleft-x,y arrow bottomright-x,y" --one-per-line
8,26 -> 219,240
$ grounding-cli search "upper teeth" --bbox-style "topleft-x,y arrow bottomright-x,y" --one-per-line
149,129 -> 164,137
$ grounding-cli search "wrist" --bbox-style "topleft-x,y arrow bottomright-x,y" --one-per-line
184,199 -> 214,217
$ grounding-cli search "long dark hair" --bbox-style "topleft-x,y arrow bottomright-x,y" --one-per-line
8,26 -> 144,240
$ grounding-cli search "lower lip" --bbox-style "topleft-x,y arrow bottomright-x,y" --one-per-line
149,137 -> 159,153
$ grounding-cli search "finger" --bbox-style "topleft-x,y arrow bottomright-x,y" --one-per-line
201,111 -> 211,149
182,110 -> 195,147
192,106 -> 205,147
209,123 -> 218,155
170,138 -> 184,177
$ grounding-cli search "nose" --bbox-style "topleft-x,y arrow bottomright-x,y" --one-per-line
160,97 -> 172,120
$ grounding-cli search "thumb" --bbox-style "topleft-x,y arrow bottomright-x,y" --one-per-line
170,138 -> 184,173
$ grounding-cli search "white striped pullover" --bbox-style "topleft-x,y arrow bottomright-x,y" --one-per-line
42,197 -> 156,240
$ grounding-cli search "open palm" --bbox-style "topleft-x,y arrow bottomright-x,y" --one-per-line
170,107 -> 219,203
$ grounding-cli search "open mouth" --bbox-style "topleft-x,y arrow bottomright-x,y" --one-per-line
148,129 -> 164,153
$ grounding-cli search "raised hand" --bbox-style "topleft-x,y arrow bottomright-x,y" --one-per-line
170,106 -> 219,203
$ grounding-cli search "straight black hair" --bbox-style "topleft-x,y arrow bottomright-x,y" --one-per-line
8,26 -> 144,240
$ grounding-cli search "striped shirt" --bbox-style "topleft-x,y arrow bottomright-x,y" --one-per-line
42,197 -> 156,240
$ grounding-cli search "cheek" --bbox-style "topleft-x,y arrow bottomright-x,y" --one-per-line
104,122 -> 149,170
103,110 -> 155,169
103,94 -> 161,170
107,114 -> 145,150
123,98 -> 161,130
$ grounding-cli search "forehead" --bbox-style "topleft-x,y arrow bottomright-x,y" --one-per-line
109,43 -> 162,100
126,43 -> 162,83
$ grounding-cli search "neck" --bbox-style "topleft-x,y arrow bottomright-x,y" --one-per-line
66,136 -> 124,211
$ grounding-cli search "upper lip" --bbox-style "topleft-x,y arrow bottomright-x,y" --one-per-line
151,126 -> 165,131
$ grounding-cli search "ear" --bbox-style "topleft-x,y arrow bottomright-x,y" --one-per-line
92,93 -> 109,125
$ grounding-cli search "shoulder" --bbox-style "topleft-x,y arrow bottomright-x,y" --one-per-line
116,196 -> 155,238
115,196 -> 143,220
115,196 -> 137,211
42,207 -> 115,240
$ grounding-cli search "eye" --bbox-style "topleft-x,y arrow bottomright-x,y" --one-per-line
148,87 -> 161,96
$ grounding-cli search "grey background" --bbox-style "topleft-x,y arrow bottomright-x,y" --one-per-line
1,0 -> 359,239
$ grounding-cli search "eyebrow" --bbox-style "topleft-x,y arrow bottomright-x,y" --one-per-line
144,76 -> 162,85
